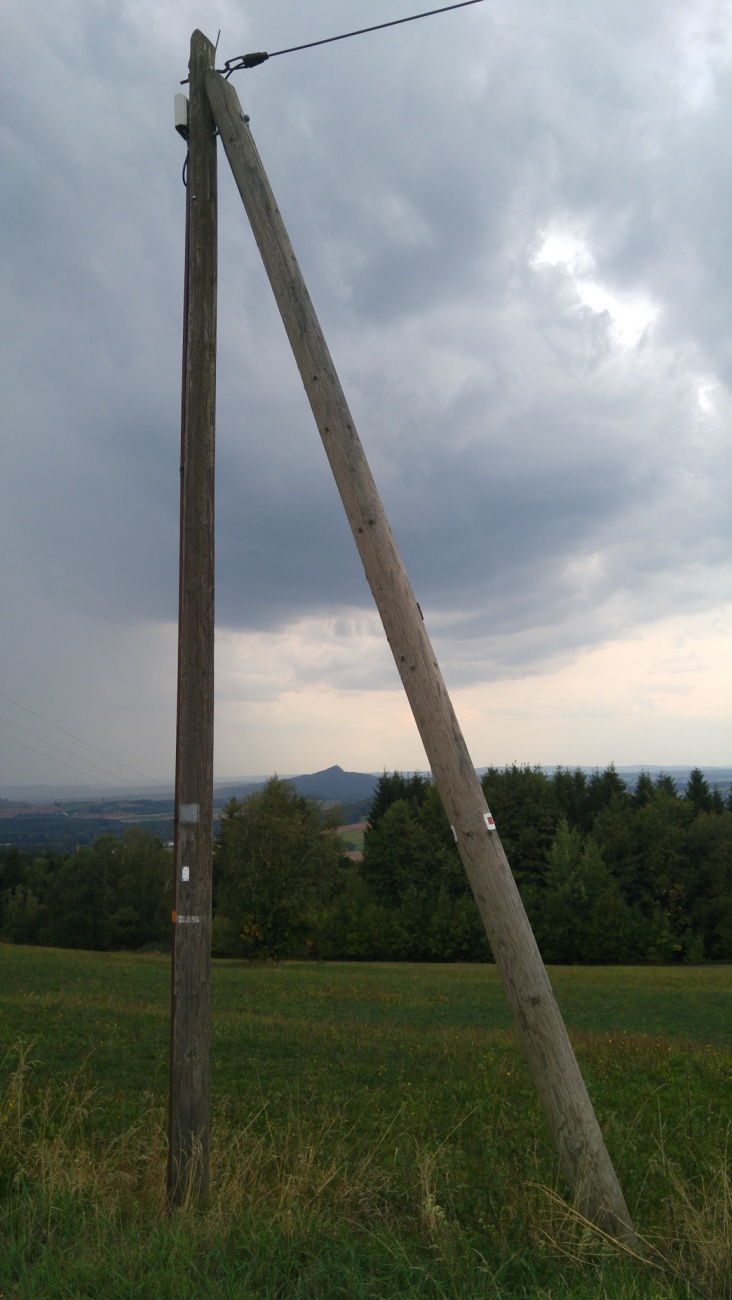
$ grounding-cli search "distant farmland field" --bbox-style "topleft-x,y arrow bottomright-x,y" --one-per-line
338,819 -> 366,851
1,948 -> 730,1298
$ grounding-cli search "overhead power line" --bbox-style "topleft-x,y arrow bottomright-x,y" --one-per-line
0,714 -> 163,793
206,1 -> 488,79
0,689 -> 166,789
0,729 -> 116,789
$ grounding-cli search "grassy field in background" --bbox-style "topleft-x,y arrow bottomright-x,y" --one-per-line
1,948 -> 730,1297
337,821 -> 366,851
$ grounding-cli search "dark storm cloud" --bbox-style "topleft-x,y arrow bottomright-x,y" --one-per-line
2,0 -> 731,704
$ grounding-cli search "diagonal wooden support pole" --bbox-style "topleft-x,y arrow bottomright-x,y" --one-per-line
205,66 -> 636,1246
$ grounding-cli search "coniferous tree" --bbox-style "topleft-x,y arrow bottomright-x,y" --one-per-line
710,786 -> 725,815
480,765 -> 559,887
632,771 -> 656,809
685,767 -> 713,814
551,767 -> 592,832
366,770 -> 430,828
527,822 -> 643,964
655,773 -> 678,798
587,764 -> 629,820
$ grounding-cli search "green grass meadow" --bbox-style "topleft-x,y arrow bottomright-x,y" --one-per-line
1,948 -> 730,1297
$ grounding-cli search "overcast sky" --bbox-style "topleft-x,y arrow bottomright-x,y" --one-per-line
1,0 -> 731,791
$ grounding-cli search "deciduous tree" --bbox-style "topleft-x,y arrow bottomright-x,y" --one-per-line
214,778 -> 344,958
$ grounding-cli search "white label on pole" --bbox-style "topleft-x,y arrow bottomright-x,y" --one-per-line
180,804 -> 199,824
484,810 -> 497,831
450,825 -> 458,842
177,915 -> 201,924
182,866 -> 190,882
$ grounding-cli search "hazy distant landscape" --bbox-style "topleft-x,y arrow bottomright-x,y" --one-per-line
1,762 -> 730,850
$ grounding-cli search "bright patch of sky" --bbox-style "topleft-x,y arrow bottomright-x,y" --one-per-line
533,230 -> 659,347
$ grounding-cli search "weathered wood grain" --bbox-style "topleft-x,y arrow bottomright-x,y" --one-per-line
168,29 -> 217,1208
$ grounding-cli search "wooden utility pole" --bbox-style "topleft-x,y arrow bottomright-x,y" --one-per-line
205,67 -> 636,1245
168,29 -> 217,1208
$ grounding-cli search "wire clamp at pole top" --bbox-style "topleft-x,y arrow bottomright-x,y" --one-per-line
222,51 -> 269,77
181,50 -> 269,83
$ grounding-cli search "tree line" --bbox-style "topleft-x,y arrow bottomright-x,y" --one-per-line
0,828 -> 171,951
1,766 -> 731,963
306,765 -> 731,964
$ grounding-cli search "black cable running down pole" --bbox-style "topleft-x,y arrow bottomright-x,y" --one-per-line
218,0 -> 487,78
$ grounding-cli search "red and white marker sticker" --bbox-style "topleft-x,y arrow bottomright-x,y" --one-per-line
484,810 -> 497,831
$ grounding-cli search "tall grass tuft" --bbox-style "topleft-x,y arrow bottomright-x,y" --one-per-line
528,1120 -> 732,1300
1,1041 -> 729,1298
650,1124 -> 732,1298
